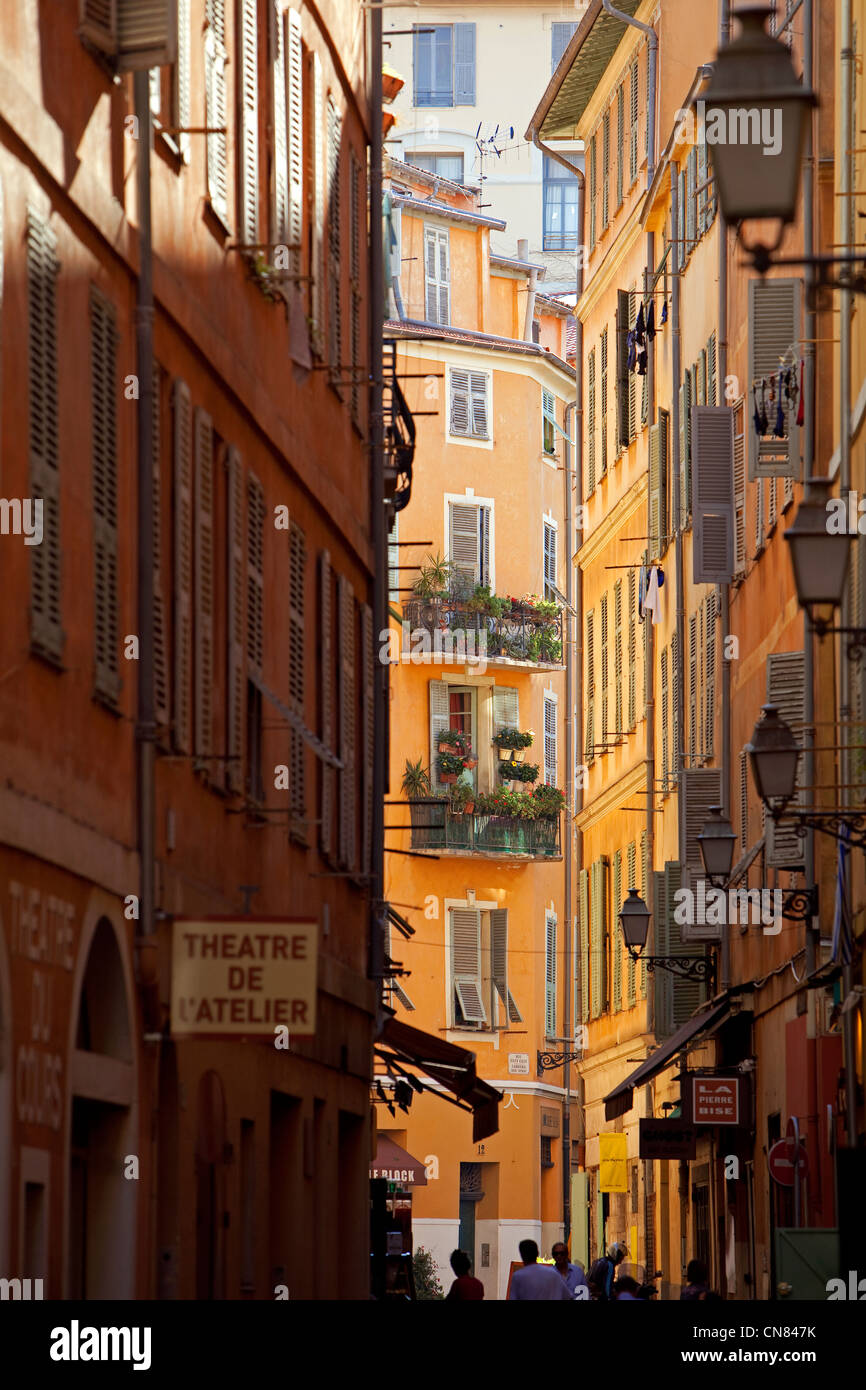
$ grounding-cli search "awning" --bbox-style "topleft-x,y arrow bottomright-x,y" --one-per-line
603,999 -> 736,1122
376,1018 -> 502,1142
370,1135 -> 427,1187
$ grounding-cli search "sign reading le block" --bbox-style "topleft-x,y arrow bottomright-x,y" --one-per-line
639,1118 -> 698,1160
171,918 -> 318,1038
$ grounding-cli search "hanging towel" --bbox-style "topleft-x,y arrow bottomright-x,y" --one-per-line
796,360 -> 805,427
635,302 -> 646,346
759,380 -> 769,434
627,330 -> 637,373
643,565 -> 662,626
638,564 -> 648,622
753,385 -> 763,439
773,394 -> 785,438
646,299 -> 656,340
660,300 -> 668,326
636,345 -> 647,377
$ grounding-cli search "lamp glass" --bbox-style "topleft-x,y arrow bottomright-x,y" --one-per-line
707,98 -> 810,224
698,807 -> 737,880
619,889 -> 650,953
747,705 -> 801,807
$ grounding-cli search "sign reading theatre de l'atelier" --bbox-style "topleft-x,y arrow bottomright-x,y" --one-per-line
171,918 -> 317,1038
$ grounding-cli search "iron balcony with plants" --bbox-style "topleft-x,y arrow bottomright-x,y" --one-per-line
402,757 -> 565,860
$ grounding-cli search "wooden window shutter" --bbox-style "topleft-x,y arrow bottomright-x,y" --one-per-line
543,693 -> 557,785
698,601 -> 705,755
90,287 -> 120,706
449,367 -> 470,436
668,859 -> 706,1024
246,470 -> 265,697
660,645 -> 669,791
733,399 -> 746,576
349,152 -> 362,426
453,22 -> 475,103
438,228 -> 450,324
686,147 -> 697,254
616,289 -> 629,450
697,135 -> 707,236
429,678 -> 450,789
587,346 -> 596,492
704,593 -> 716,758
449,500 -> 480,585
614,579 -> 623,737
492,684 -> 519,736
172,379 -> 193,751
671,629 -> 679,787
648,421 -> 662,558
692,405 -> 735,584
205,0 -> 229,224
707,333 -> 717,406
545,910 -> 557,1036
176,0 -> 191,161
152,364 -> 171,743
652,868 -> 670,1034
588,133 -> 597,251
600,326 -> 608,474
319,551 -> 335,857
677,168 -> 685,270
626,842 -> 636,1006
697,350 -> 707,408
639,830 -> 649,999
590,859 -> 605,1018
755,466 -> 766,550
337,575 -> 356,870
627,568 -> 636,729
629,59 -> 638,183
681,767 -> 723,882
585,610 -> 595,760
612,849 -> 622,1012
361,602 -> 374,875
310,52 -> 325,353
579,868 -> 590,1023
238,0 -> 258,247
469,371 -> 488,439
766,651 -> 806,865
327,95 -> 343,383
225,447 -> 245,793
689,613 -> 698,765
81,0 -> 179,68
602,109 -> 610,229
627,289 -> 637,442
616,83 -> 624,208
768,476 -> 778,530
748,277 -> 801,478
452,907 -> 486,1024
193,407 -> 214,771
289,521 -> 306,826
286,7 -> 304,275
679,372 -> 692,524
27,209 -> 63,663
543,522 -> 557,598
491,908 -> 521,1022
739,748 -> 748,849
600,592 -> 609,744
271,1 -> 289,248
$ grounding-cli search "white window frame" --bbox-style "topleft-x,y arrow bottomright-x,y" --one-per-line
444,896 -> 501,1043
444,490 -> 495,590
446,365 -> 492,449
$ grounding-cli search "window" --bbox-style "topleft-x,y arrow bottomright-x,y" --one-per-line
585,610 -> 595,761
551,21 -> 578,72
545,910 -> 557,1037
587,346 -> 596,492
387,512 -> 400,601
541,1135 -> 554,1169
424,225 -> 450,324
543,521 -> 557,598
237,0 -> 258,248
447,499 -> 491,594
543,156 -> 579,251
614,580 -> 623,738
449,369 -> 489,441
413,23 -> 475,106
204,0 -> 229,224
600,327 -> 608,475
193,407 -> 215,769
450,904 -> 521,1029
542,389 -> 556,455
327,96 -> 343,382
90,288 -> 120,707
616,83 -> 624,208
337,575 -> 356,871
588,136 -> 597,252
629,59 -> 639,184
430,679 -> 481,790
246,474 -> 266,802
271,3 -> 303,281
543,692 -> 557,786
407,151 -> 465,183
27,209 -> 62,664
289,522 -> 306,831
601,110 -> 610,230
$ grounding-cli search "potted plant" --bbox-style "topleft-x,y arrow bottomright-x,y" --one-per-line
530,784 -> 566,817
449,781 -> 476,816
402,757 -> 431,800
437,751 -> 464,784
402,757 -> 435,847
493,728 -> 534,761
498,760 -> 539,785
413,552 -> 453,599
438,727 -> 468,756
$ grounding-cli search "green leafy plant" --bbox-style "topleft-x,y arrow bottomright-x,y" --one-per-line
474,788 -> 538,819
413,1247 -> 444,1301
438,728 -> 470,754
527,629 -> 562,663
437,751 -> 465,778
449,781 -> 476,814
532,598 -> 561,619
492,728 -> 534,750
413,551 -> 453,598
498,760 -> 539,784
401,757 -> 431,800
530,784 -> 567,817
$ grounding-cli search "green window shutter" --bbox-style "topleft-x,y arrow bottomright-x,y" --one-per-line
692,406 -> 735,584
682,766 -> 724,884
590,859 -> 602,1019
600,328 -> 608,475
649,421 -> 661,559
91,287 -> 120,707
689,613 -> 698,765
225,447 -> 245,795
748,277 -> 801,479
697,135 -> 707,236
579,868 -> 590,1023
545,910 -> 557,1037
492,684 -> 519,736
671,629 -> 679,787
626,841 -> 636,1006
612,849 -> 622,1012
660,645 -> 669,792
27,209 -> 63,664
627,568 -> 636,729
640,831 -> 649,998
705,593 -> 716,758
677,168 -> 685,270
600,592 -> 609,745
668,860 -> 706,1026
629,59 -> 638,182
614,579 -> 623,738
587,346 -> 596,492
616,289 -> 629,449
452,907 -> 486,1024
429,678 -> 449,788
193,406 -> 214,771
585,610 -> 595,761
765,651 -> 806,865
679,371 -> 692,524
289,522 -> 307,826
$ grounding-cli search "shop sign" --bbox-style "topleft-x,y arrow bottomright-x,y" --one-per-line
171,918 -> 317,1038
691,1075 -> 741,1125
639,1118 -> 698,1160
507,1053 -> 530,1075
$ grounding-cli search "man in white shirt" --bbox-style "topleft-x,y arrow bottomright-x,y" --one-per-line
508,1240 -> 573,1300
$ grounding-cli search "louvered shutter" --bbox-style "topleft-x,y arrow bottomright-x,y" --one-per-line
27,210 -> 63,662
492,684 -> 519,735
689,614 -> 698,764
600,593 -> 609,743
91,288 -> 120,705
449,367 -> 470,436
543,693 -> 557,785
686,147 -> 697,254
287,8 -> 303,275
360,603 -> 374,873
452,907 -> 486,1024
449,501 -> 480,585
692,405 -> 735,583
616,289 -> 629,450
319,551 -> 335,857
176,0 -> 191,161
543,522 -> 557,598
579,868 -> 590,1022
289,522 -> 306,826
681,765 -> 723,881
707,333 -> 717,406
585,610 -> 595,760
616,83 -> 624,208
311,53 -> 325,353
490,908 -> 520,1020
602,109 -> 610,230
697,351 -> 707,408
238,0 -> 258,247
639,831 -> 649,999
668,860 -> 706,1024
429,678 -> 450,788
193,408 -> 214,771
152,364 -> 170,742
698,602 -> 705,755
748,277 -> 801,478
349,152 -> 362,426
628,290 -> 637,442
172,379 -> 193,752
551,21 -> 577,72
614,579 -> 623,736
225,446 -> 245,793
80,0 -> 178,69
600,327 -> 609,473
246,472 -> 265,677
612,849 -> 622,1011
587,346 -> 597,491
677,168 -> 685,270
626,842 -> 636,1006
739,748 -> 749,849
649,421 -> 662,558
590,858 -> 606,1017
697,135 -> 707,236
545,910 -> 557,1036
679,372 -> 692,524
588,134 -> 597,251
704,593 -> 716,758
271,1 -> 289,249
733,400 -> 746,576
469,371 -> 489,438
424,226 -> 450,325
205,0 -> 229,224
652,869 -> 670,1034
337,575 -> 356,870
660,646 -> 669,791
671,629 -> 679,786
766,651 -> 806,865
327,97 -> 343,382
453,23 -> 475,103
629,59 -> 638,183
627,568 -> 636,729
437,228 -> 450,324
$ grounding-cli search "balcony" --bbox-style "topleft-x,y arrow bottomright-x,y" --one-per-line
407,800 -> 562,860
401,595 -> 564,669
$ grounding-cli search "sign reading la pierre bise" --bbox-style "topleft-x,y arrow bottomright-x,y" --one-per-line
171,918 -> 317,1038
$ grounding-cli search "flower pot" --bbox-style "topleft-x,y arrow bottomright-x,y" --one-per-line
463,801 -> 475,815
497,747 -> 513,760
513,749 -> 526,762
440,772 -> 457,785
439,740 -> 460,755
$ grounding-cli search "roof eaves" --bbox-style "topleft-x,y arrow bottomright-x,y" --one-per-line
526,0 -> 643,144
385,319 -> 572,375
390,194 -> 507,232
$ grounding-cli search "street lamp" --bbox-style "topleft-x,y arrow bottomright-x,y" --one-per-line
697,806 -> 737,886
704,4 -> 815,243
784,477 -> 851,632
618,889 -> 714,986
745,703 -> 800,815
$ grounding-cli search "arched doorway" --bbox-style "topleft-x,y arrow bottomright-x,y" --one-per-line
67,914 -> 136,1299
195,1069 -> 227,1299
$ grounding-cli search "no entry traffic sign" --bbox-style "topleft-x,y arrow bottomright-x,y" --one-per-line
768,1138 -> 808,1187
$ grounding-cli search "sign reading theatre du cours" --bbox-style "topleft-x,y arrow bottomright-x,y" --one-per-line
171,918 -> 317,1038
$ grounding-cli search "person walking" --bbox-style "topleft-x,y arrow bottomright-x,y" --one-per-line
508,1239 -> 573,1300
552,1242 -> 589,1299
444,1249 -> 484,1300
588,1242 -> 628,1301
680,1260 -> 710,1300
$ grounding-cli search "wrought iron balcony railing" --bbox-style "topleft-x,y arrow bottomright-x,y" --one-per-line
407,799 -> 562,859
401,596 -> 564,667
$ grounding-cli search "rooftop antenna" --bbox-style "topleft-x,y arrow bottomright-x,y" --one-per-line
474,123 -> 514,209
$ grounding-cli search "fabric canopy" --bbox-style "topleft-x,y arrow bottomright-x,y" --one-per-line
377,1017 -> 502,1142
604,1000 -> 734,1122
370,1135 -> 428,1187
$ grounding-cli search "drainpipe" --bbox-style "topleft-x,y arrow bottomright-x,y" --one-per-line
601,0 -> 657,186
802,0 -> 817,981
369,5 -> 387,996
518,236 -> 538,341
134,70 -> 155,950
715,5 -> 732,993
670,165 -> 686,873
